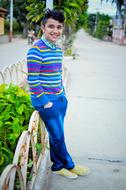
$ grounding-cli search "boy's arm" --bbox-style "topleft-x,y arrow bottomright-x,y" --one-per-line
27,46 -> 50,107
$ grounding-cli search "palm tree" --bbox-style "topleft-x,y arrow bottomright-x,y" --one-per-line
26,0 -> 88,26
55,0 -> 88,21
53,0 -> 88,42
101,0 -> 126,18
26,0 -> 45,23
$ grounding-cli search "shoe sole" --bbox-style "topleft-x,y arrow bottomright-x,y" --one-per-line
70,170 -> 91,176
71,169 -> 91,176
52,171 -> 78,179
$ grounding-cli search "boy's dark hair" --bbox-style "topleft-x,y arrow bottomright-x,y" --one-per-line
42,9 -> 65,25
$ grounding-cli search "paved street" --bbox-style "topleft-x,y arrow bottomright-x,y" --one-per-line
45,30 -> 126,190
0,37 -> 30,70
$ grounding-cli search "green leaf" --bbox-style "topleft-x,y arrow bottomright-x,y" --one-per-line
9,133 -> 19,143
19,115 -> 25,125
16,103 -> 25,115
27,159 -> 33,168
1,112 -> 11,122
12,118 -> 21,134
0,156 -> 5,166
4,121 -> 12,126
0,121 -> 3,127
6,94 -> 15,103
0,84 -> 7,93
35,143 -> 42,153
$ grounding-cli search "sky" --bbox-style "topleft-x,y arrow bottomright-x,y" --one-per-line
88,0 -> 116,16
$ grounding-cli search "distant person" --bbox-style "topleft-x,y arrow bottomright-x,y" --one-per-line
108,24 -> 113,41
27,9 -> 90,179
27,29 -> 35,44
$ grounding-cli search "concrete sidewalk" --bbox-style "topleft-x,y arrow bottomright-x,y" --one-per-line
44,30 -> 126,190
0,36 -> 30,70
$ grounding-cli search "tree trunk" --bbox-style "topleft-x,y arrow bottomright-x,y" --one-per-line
116,0 -> 122,18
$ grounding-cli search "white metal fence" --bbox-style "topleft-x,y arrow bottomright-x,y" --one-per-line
0,60 -> 27,85
0,59 -> 69,87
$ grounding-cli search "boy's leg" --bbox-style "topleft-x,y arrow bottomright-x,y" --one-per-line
42,108 -> 75,171
35,96 -> 75,171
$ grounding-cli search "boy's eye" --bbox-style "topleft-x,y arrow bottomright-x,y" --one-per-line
48,24 -> 55,29
48,24 -> 63,30
57,25 -> 63,30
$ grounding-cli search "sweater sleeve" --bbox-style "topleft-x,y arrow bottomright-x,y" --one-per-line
27,46 -> 50,106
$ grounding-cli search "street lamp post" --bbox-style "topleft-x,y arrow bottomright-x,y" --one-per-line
9,0 -> 13,42
46,0 -> 53,10
95,8 -> 99,32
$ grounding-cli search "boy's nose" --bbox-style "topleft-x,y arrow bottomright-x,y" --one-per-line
53,27 -> 59,33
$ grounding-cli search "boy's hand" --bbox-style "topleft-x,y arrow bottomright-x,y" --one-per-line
44,102 -> 53,108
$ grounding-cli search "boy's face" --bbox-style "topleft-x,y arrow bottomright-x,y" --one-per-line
42,18 -> 63,43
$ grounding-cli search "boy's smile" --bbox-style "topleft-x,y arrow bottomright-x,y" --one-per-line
42,18 -> 63,43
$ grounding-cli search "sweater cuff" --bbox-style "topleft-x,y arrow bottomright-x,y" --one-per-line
38,94 -> 50,106
31,94 -> 50,107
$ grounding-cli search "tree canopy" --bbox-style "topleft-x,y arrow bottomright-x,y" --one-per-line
0,0 -> 88,35
26,0 -> 88,26
0,0 -> 28,30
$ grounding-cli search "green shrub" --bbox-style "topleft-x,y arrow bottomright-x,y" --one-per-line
5,18 -> 20,34
83,13 -> 96,35
94,14 -> 110,39
0,84 -> 34,174
83,13 -> 111,40
64,48 -> 72,56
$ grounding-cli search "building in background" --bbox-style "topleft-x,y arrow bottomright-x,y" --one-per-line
0,8 -> 7,35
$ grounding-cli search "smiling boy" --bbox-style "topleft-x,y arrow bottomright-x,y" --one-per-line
27,9 -> 89,179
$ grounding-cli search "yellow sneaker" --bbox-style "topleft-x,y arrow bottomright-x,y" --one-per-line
52,168 -> 78,179
70,165 -> 90,176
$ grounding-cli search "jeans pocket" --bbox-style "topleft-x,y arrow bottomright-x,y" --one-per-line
43,100 -> 60,117
35,98 -> 62,119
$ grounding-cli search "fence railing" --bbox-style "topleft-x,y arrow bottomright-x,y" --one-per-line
0,60 -> 27,85
0,59 -> 68,87
0,110 -> 48,190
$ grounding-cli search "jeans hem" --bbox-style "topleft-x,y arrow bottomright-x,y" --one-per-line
51,165 -> 64,171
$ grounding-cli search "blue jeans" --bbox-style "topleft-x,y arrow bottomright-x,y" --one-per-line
34,95 -> 75,171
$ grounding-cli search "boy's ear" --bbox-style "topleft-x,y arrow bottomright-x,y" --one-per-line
41,25 -> 45,33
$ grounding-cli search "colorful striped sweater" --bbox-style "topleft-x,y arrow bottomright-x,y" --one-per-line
27,36 -> 64,107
